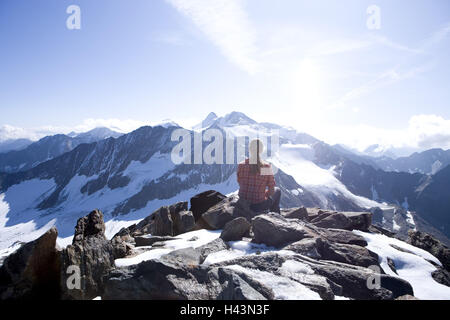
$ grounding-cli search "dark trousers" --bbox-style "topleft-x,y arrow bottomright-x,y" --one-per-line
250,187 -> 281,214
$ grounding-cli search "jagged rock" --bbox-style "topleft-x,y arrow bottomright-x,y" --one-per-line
60,210 -> 115,300
152,206 -> 174,236
281,207 -> 308,220
309,211 -> 351,229
284,238 -> 323,259
200,195 -> 254,230
103,258 -> 210,300
220,217 -> 251,242
283,236 -> 378,268
198,238 -> 229,264
212,252 -> 413,300
172,210 -> 195,235
134,235 -> 179,247
111,235 -> 134,259
213,268 -> 273,300
103,257 -> 274,300
252,213 -> 316,247
319,242 -> 379,268
407,230 -> 450,271
314,228 -> 368,247
0,227 -> 60,300
341,212 -> 372,231
113,224 -> 139,238
73,209 -> 106,242
190,190 -> 226,222
309,210 -> 372,231
130,202 -> 189,237
431,268 -> 450,287
305,208 -> 322,221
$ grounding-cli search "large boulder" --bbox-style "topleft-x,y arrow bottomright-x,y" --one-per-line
0,228 -> 61,300
190,190 -> 226,222
73,209 -> 107,241
252,213 -> 316,247
111,235 -> 134,259
284,238 -> 324,259
341,212 -> 372,231
407,230 -> 450,271
129,202 -> 190,237
102,256 -> 273,300
171,210 -> 195,235
309,210 -> 371,231
60,210 -> 115,300
212,252 -> 413,300
314,228 -> 368,247
200,195 -> 254,230
220,218 -> 251,242
284,236 -> 378,268
281,207 -> 308,220
152,206 -> 174,236
319,242 -> 379,268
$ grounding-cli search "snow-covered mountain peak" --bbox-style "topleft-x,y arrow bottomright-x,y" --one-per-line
75,127 -> 123,142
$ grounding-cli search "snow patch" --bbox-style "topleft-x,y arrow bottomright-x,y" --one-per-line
353,230 -> 450,300
225,264 -> 322,300
115,229 -> 221,267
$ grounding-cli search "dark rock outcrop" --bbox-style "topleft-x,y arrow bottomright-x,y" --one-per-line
103,237 -> 267,300
171,210 -> 195,235
60,210 -> 115,300
314,228 -> 368,247
212,252 -> 413,300
284,235 -> 378,268
190,190 -> 226,222
407,230 -> 449,271
220,217 -> 251,242
252,213 -> 316,247
199,195 -> 254,230
319,242 -> 379,268
431,268 -> 450,286
125,202 -> 192,237
111,235 -> 134,259
281,207 -> 308,220
0,228 -> 60,300
308,210 -> 372,231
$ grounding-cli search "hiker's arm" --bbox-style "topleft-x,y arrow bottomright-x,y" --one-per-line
266,167 -> 276,197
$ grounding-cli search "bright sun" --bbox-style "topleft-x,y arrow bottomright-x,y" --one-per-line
290,58 -> 323,122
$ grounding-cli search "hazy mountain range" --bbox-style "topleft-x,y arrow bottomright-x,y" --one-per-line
0,112 -> 449,254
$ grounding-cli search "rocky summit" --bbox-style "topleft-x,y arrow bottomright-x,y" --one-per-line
1,191 -> 449,300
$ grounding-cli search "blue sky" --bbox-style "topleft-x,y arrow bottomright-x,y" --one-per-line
1,0 -> 449,152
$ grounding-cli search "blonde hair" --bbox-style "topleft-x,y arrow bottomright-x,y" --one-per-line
249,139 -> 264,175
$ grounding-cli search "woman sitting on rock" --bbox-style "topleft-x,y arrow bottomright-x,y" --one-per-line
237,139 -> 281,213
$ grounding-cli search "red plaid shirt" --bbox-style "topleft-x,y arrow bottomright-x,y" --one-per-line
237,159 -> 276,204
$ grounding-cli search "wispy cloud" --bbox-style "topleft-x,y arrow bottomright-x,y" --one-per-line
328,21 -> 450,111
328,62 -> 434,110
165,0 -> 259,74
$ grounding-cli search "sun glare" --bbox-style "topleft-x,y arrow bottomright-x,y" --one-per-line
289,58 -> 324,125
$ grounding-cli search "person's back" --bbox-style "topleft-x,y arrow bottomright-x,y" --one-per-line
237,139 -> 280,213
